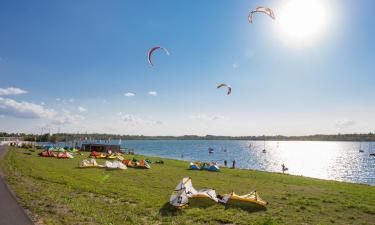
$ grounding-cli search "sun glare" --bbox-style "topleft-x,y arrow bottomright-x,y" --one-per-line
278,0 -> 329,46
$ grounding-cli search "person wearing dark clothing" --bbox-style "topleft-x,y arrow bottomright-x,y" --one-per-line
232,160 -> 236,169
224,160 -> 227,167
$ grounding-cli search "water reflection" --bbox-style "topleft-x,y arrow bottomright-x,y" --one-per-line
122,140 -> 375,185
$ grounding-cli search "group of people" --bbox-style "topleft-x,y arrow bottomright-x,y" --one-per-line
223,160 -> 236,169
223,160 -> 288,173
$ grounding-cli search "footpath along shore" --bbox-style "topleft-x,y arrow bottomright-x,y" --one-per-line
0,145 -> 34,225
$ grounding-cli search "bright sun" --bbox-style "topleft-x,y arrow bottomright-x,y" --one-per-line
278,0 -> 329,46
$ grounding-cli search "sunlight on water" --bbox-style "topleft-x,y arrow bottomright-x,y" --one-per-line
122,140 -> 375,185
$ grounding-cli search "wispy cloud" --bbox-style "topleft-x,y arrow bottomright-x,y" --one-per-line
148,91 -> 158,96
0,97 -> 56,119
117,113 -> 163,126
78,106 -> 87,113
0,87 -> 28,96
334,119 -> 356,129
190,114 -> 225,121
155,120 -> 164,125
55,98 -> 74,105
124,92 -> 135,97
232,62 -> 239,69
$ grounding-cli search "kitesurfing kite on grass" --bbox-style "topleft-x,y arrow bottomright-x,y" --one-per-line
248,6 -> 276,23
170,177 -> 268,208
147,46 -> 170,66
217,83 -> 232,95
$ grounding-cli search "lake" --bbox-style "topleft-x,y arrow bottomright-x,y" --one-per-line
120,140 -> 375,185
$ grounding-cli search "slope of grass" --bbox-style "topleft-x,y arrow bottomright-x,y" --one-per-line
1,147 -> 375,225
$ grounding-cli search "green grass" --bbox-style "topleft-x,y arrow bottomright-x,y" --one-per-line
1,147 -> 375,225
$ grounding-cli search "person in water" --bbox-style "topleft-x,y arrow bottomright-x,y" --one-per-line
232,160 -> 236,169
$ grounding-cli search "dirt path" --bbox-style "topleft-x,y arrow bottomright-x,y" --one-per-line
0,145 -> 34,225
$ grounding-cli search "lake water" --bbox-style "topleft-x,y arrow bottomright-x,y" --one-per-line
120,140 -> 375,185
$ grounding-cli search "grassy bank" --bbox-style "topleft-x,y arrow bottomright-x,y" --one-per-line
0,147 -> 375,225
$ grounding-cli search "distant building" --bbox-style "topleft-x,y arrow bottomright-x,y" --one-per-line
81,143 -> 121,152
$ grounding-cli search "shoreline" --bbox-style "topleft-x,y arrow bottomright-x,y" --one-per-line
1,147 -> 375,224
132,151 -> 375,187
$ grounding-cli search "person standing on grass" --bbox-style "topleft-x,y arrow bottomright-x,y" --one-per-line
224,160 -> 227,167
282,163 -> 288,174
232,160 -> 236,169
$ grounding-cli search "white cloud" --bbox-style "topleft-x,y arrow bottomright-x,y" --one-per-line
148,91 -> 158,96
56,98 -> 61,101
0,97 -> 56,119
334,119 -> 356,129
155,120 -> 164,125
0,87 -> 28,96
190,114 -> 226,121
62,99 -> 73,105
52,110 -> 85,125
124,92 -> 135,97
78,106 -> 87,113
117,113 -> 163,126
232,62 -> 239,69
211,115 -> 225,121
122,114 -> 141,123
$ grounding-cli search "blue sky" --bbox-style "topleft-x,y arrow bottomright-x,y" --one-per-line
0,0 -> 375,135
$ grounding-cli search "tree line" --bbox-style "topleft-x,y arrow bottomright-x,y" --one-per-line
1,132 -> 375,142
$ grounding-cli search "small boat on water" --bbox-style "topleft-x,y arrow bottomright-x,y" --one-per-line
370,153 -> 375,157
208,147 -> 214,154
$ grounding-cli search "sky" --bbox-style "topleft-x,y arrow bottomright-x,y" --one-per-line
0,0 -> 375,136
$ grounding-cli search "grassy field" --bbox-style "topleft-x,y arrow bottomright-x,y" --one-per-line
1,147 -> 375,225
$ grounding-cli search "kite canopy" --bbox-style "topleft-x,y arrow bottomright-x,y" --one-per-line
170,177 -> 218,208
79,159 -> 104,168
189,162 -> 200,170
147,46 -> 170,66
170,178 -> 268,209
217,83 -> 232,95
104,160 -> 127,170
39,150 -> 57,157
218,191 -> 268,207
122,159 -> 151,169
57,152 -> 74,159
248,6 -> 276,23
201,163 -> 220,172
